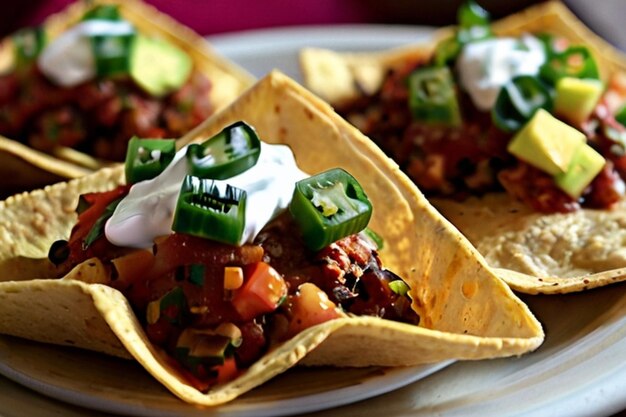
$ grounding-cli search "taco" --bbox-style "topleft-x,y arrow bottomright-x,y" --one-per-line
300,1 -> 626,294
0,71 -> 543,406
0,0 -> 254,195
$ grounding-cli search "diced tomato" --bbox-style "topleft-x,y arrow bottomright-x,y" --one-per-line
285,283 -> 341,338
231,262 -> 287,322
216,357 -> 240,385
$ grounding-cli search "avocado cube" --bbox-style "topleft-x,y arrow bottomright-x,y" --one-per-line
130,35 -> 192,97
507,108 -> 586,175
554,77 -> 604,125
554,143 -> 605,198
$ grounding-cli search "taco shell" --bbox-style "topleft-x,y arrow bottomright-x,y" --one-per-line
0,71 -> 543,405
300,1 -> 626,294
0,0 -> 255,195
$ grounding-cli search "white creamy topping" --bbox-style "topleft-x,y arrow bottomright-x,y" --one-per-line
105,142 -> 308,248
457,35 -> 546,111
38,20 -> 134,87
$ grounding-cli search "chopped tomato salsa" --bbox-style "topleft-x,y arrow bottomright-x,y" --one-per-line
51,187 -> 419,390
0,66 -> 213,161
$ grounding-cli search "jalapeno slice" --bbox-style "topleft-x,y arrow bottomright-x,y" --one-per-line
172,175 -> 247,246
407,66 -> 462,126
289,168 -> 372,251
13,27 -> 46,69
539,46 -> 600,85
124,136 -> 176,184
82,5 -> 122,21
458,0 -> 490,28
186,121 -> 261,180
492,75 -> 553,132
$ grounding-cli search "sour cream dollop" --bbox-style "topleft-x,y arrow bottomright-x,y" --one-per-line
38,20 -> 135,87
457,35 -> 546,111
104,142 -> 308,248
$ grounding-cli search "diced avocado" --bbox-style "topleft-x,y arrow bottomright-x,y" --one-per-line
507,108 -> 586,175
554,77 -> 604,125
130,35 -> 192,97
554,143 -> 605,198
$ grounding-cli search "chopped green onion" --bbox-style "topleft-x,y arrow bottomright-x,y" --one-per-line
175,329 -> 232,372
124,136 -> 176,184
539,46 -> 600,85
289,168 -> 372,251
13,27 -> 46,69
388,280 -> 410,296
172,175 -> 247,246
82,197 -> 124,250
146,286 -> 186,325
492,75 -> 553,132
407,66 -> 462,126
186,121 -> 261,180
188,264 -> 205,286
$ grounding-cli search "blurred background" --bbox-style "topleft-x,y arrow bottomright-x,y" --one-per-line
1,0 -> 624,52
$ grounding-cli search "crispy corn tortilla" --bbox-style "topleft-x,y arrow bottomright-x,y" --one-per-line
0,0 -> 255,195
300,1 -> 626,295
0,71 -> 543,406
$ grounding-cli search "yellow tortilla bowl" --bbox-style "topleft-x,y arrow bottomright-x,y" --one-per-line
0,0 -> 255,195
300,1 -> 626,294
0,71 -> 543,406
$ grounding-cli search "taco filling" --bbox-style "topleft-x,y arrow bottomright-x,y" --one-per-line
335,1 -> 626,214
0,4 -> 213,161
47,121 -> 419,391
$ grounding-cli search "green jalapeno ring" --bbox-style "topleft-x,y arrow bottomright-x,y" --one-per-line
186,121 -> 261,180
539,46 -> 600,85
124,136 -> 176,184
172,175 -> 247,246
492,75 -> 554,133
289,168 -> 373,252
407,66 -> 462,126
13,27 -> 46,70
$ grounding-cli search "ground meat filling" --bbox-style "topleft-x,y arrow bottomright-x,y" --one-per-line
338,60 -> 626,213
0,65 -> 213,161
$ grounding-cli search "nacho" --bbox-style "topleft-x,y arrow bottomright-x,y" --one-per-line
0,0 -> 254,195
300,1 -> 626,294
0,71 -> 543,405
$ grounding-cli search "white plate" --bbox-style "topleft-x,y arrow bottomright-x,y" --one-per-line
1,25 -> 626,417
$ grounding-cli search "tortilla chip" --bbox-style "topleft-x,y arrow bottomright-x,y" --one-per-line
300,1 -> 626,294
0,0 -> 255,196
0,71 -> 543,405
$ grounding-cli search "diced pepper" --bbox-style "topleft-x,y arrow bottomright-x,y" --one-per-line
224,266 -> 244,290
172,175 -> 247,245
457,0 -> 490,28
124,136 -> 176,184
388,280 -> 410,296
407,66 -> 462,126
186,121 -> 261,180
290,168 -> 372,251
146,286 -> 186,325
231,262 -> 287,321
492,75 -> 553,132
